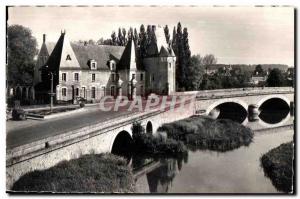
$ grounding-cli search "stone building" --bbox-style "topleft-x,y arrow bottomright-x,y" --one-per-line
34,26 -> 176,103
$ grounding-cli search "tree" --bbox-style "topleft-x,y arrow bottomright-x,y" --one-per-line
118,28 -> 123,46
88,39 -> 95,45
97,38 -> 104,45
111,31 -> 117,45
185,55 -> 204,90
164,25 -> 170,44
7,25 -> 37,86
122,28 -> 127,45
139,24 -> 147,57
202,54 -> 217,66
133,28 -> 139,45
266,68 -> 285,87
172,26 -> 177,55
254,64 -> 264,75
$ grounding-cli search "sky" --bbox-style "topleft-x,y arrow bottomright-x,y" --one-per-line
7,6 -> 294,66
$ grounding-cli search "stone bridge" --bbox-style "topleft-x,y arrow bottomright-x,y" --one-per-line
193,87 -> 294,119
6,87 -> 294,189
6,99 -> 194,189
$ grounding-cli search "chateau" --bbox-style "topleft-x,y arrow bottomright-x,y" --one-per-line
34,25 -> 176,103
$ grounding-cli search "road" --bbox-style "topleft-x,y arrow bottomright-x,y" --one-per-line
6,106 -> 136,149
6,97 -> 187,149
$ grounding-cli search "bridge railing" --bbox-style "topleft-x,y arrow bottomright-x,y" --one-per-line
6,95 -> 195,165
172,87 -> 294,97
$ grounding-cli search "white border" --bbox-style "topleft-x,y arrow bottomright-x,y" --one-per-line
1,1 -> 299,198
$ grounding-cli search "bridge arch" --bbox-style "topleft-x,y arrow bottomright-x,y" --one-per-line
258,113 -> 291,128
110,130 -> 133,157
206,98 -> 248,115
146,121 -> 153,134
257,95 -> 291,109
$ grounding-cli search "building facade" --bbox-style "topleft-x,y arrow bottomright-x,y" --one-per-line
34,26 -> 176,103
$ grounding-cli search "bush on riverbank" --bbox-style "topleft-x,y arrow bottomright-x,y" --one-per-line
157,116 -> 253,152
132,122 -> 187,156
261,142 -> 294,193
12,154 -> 135,193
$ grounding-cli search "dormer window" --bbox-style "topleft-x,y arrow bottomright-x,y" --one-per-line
90,60 -> 97,70
110,60 -> 116,71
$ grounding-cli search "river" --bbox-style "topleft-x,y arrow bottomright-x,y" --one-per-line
132,110 -> 294,193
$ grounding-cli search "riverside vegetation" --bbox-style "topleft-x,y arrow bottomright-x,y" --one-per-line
158,116 -> 254,152
261,141 -> 293,193
12,154 -> 135,193
12,116 -> 254,192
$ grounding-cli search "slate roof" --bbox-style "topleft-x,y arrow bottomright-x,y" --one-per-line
159,46 -> 175,57
70,43 -> 125,70
117,40 -> 143,70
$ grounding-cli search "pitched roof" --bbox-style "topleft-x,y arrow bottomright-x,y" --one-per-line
159,46 -> 175,57
70,43 -> 125,70
117,40 -> 143,70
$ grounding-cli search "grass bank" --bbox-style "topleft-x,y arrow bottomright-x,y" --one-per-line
157,116 -> 254,152
261,142 -> 294,193
12,153 -> 135,193
132,122 -> 187,156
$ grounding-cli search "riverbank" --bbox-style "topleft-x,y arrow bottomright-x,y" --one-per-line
132,122 -> 187,156
11,153 -> 135,193
158,116 -> 254,151
261,141 -> 294,193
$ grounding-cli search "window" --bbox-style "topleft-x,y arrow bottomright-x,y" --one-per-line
92,73 -> 95,82
66,54 -> 72,60
111,62 -> 116,71
111,86 -> 115,96
169,63 -> 172,69
82,87 -> 86,98
116,73 -> 119,81
152,75 -> 154,81
132,73 -> 136,80
91,61 -> 97,70
140,73 -> 143,81
102,86 -> 106,96
74,73 -> 79,81
91,87 -> 96,98
62,88 -> 67,96
62,73 -> 67,81
75,88 -> 79,96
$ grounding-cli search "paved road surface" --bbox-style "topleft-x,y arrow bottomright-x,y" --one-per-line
6,105 -> 136,149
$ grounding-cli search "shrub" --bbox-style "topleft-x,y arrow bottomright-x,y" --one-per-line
158,116 -> 253,152
261,142 -> 294,193
12,153 -> 135,193
131,122 -> 187,156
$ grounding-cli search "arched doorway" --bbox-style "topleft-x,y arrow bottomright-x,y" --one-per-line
146,121 -> 153,134
111,131 -> 133,158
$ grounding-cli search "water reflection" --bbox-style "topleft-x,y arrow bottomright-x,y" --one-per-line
134,129 -> 293,193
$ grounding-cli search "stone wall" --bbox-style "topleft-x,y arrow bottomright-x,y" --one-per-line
6,97 -> 195,190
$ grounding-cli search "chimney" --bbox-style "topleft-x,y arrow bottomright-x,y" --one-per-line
43,34 -> 46,43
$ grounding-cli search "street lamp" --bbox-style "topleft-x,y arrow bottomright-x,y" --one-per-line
45,65 -> 55,112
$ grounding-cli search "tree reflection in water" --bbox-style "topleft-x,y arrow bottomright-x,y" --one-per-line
145,154 -> 188,193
